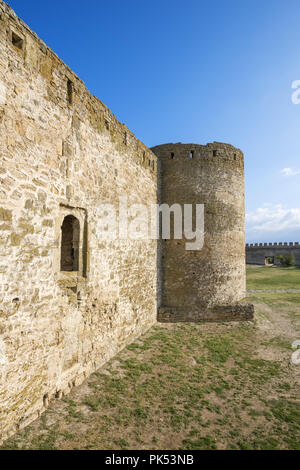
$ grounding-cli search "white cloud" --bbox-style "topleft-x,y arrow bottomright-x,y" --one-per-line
281,167 -> 300,177
246,204 -> 300,233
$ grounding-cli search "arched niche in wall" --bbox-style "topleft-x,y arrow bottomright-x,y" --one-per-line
60,215 -> 80,272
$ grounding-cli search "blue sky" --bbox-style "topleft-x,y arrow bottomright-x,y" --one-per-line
7,0 -> 300,243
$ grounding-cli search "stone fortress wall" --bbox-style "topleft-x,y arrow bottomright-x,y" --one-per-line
0,1 -> 158,442
0,1 -> 253,443
246,242 -> 300,265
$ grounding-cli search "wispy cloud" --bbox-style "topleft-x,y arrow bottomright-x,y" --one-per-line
281,167 -> 300,177
246,204 -> 300,239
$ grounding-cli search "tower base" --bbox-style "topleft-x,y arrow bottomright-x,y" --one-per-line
158,303 -> 255,323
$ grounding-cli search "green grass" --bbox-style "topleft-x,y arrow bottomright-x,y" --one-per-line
1,266 -> 299,450
247,265 -> 300,290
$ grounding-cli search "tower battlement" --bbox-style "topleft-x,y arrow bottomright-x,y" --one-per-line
246,242 -> 300,265
151,142 -> 244,166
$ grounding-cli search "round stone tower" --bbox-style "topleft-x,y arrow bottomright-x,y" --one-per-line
151,142 -> 253,322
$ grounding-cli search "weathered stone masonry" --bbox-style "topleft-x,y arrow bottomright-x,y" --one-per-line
246,242 -> 300,265
152,143 -> 253,322
0,1 -> 158,441
0,2 -> 253,442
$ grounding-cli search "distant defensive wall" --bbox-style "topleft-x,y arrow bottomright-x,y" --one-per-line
246,242 -> 300,265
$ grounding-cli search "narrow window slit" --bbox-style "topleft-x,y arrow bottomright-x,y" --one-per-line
12,32 -> 23,50
60,215 -> 80,271
67,79 -> 73,105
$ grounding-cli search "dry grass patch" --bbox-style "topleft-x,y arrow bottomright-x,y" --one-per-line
2,267 -> 300,450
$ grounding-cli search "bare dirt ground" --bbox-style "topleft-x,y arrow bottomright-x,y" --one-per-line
1,266 -> 299,450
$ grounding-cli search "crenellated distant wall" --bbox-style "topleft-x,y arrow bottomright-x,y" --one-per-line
246,242 -> 300,265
